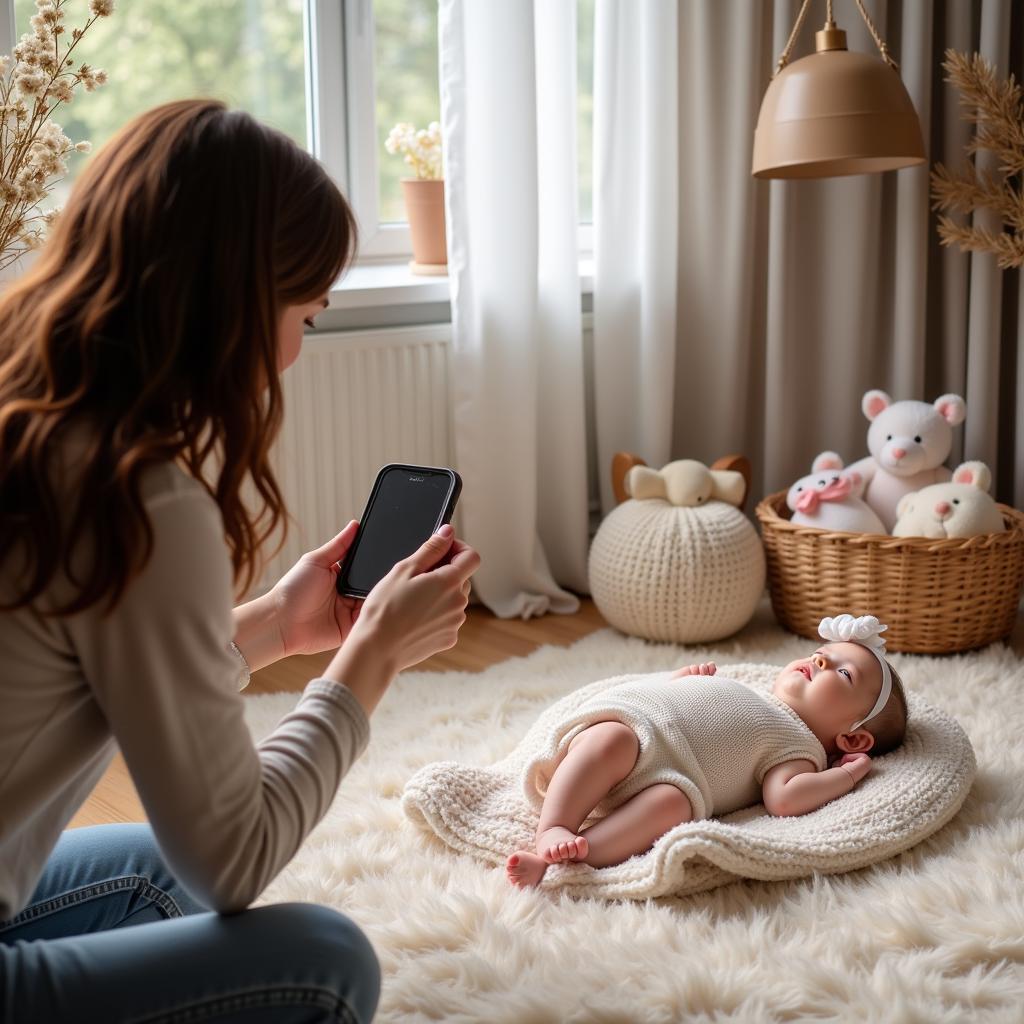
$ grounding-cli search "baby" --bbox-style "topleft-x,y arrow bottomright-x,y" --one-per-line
507,614 -> 908,888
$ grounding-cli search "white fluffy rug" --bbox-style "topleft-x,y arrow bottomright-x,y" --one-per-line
246,605 -> 1024,1023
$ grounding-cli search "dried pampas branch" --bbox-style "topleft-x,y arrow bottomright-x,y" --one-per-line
930,49 -> 1024,269
0,0 -> 113,272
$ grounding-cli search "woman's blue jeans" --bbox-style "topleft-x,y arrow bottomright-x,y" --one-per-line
0,824 -> 380,1023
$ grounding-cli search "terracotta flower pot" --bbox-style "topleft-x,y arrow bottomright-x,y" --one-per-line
401,178 -> 447,275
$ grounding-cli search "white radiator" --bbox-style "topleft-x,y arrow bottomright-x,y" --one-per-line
257,324 -> 453,590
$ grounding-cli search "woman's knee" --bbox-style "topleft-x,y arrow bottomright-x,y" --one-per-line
257,904 -> 381,1022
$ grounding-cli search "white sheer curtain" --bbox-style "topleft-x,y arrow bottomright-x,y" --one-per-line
592,0 -> 679,514
438,0 -> 589,617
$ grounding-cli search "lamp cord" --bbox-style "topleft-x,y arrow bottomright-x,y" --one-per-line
773,0 -> 899,78
852,0 -> 898,69
776,0 -> 814,77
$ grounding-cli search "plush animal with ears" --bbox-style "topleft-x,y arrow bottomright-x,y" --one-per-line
847,390 -> 967,531
625,459 -> 746,508
590,453 -> 764,643
892,461 -> 1005,539
786,452 -> 885,534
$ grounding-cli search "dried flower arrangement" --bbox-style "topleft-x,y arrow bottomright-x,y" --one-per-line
931,49 -> 1024,269
0,0 -> 113,272
384,120 -> 443,180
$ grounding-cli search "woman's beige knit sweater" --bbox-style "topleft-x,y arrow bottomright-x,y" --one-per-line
0,458 -> 368,921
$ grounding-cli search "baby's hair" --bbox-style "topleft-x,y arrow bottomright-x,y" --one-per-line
865,662 -> 908,755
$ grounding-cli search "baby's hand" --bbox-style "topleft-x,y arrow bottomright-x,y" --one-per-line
670,662 -> 716,679
836,752 -> 872,785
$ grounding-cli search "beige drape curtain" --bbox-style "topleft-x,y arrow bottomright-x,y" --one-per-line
650,0 -> 1024,512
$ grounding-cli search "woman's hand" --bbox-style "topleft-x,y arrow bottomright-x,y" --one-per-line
670,662 -> 716,679
326,525 -> 481,714
271,520 -> 363,657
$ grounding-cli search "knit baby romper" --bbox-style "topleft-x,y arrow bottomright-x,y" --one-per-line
522,672 -> 827,820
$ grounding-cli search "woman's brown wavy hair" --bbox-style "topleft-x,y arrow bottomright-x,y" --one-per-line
0,99 -> 356,614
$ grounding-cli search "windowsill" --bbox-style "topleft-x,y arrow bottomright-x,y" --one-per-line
328,258 -> 595,313
329,262 -> 452,310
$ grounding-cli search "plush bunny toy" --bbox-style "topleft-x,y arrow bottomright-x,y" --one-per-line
892,461 -> 1006,539
786,452 -> 885,534
847,390 -> 967,531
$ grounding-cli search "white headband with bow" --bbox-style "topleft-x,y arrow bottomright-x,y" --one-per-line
817,614 -> 892,730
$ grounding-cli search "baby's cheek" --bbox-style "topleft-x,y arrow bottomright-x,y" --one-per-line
821,678 -> 850,707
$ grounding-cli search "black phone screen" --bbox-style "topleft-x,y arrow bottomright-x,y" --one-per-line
340,465 -> 460,597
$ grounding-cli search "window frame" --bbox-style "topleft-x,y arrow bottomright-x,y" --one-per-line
313,0 -> 413,264
328,0 -> 593,262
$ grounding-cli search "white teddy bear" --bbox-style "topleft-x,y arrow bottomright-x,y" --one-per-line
847,390 -> 967,531
786,452 -> 885,534
892,461 -> 1006,539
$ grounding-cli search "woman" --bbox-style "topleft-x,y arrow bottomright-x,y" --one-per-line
0,99 -> 479,1022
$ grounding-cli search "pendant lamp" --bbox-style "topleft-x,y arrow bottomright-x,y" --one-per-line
752,0 -> 925,179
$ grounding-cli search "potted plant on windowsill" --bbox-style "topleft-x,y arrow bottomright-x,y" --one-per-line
385,120 -> 446,275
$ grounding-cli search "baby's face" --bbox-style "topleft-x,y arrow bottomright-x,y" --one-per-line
772,641 -> 883,748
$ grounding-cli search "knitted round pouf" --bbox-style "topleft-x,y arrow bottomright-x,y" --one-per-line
589,497 -> 766,643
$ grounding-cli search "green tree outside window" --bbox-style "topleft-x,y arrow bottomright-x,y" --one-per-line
13,0 -> 307,207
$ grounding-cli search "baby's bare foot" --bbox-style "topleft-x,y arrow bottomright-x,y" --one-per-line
536,826 -> 590,864
506,851 -> 548,888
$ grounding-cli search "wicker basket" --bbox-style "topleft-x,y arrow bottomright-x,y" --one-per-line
755,490 -> 1024,653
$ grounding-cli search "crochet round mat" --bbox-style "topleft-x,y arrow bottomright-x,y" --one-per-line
401,662 -> 977,900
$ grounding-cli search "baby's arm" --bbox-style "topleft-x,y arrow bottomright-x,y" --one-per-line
670,662 -> 716,679
762,753 -> 871,816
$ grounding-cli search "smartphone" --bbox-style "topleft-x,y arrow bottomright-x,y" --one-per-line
336,464 -> 462,598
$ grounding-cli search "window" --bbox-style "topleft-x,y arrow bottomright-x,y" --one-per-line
373,0 -> 439,225
342,0 -> 594,259
12,0 -> 309,206
7,0 -> 593,263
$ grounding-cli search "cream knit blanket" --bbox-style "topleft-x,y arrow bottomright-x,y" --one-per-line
401,661 -> 976,900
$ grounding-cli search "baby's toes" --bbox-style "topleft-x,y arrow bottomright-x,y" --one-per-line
506,854 -> 527,885
505,850 -> 548,888
546,842 -> 569,863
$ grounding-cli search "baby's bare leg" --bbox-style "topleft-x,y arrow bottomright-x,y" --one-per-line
580,783 -> 692,869
535,721 -> 640,862
507,721 -> 639,888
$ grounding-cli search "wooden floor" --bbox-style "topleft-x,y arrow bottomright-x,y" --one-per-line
69,598 -> 608,828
